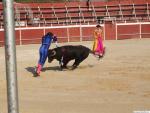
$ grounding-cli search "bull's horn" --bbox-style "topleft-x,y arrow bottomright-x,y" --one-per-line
51,50 -> 56,56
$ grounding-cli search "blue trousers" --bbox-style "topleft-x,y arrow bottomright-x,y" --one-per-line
38,45 -> 49,66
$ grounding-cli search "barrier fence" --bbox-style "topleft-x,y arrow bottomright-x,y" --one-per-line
0,22 -> 150,46
116,22 -> 150,40
0,24 -> 96,46
104,21 -> 150,40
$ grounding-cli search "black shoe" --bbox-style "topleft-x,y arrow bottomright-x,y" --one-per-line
103,47 -> 106,56
98,54 -> 103,60
33,72 -> 40,77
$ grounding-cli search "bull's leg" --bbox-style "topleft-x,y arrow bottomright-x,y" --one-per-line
72,58 -> 85,69
62,60 -> 70,68
59,61 -> 63,70
59,56 -> 69,70
72,59 -> 81,69
59,56 -> 65,70
72,54 -> 89,69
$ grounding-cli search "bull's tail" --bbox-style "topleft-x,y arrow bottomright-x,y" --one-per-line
87,48 -> 96,56
89,49 -> 94,55
88,47 -> 106,60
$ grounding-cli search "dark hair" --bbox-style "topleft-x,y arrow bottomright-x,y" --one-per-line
46,32 -> 53,36
96,24 -> 101,28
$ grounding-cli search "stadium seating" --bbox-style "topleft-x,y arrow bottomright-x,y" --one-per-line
0,1 -> 150,27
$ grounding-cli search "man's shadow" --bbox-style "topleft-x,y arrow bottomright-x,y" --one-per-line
25,66 -> 61,76
25,67 -> 37,76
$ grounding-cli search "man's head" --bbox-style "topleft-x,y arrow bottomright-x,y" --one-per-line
46,32 -> 53,37
96,24 -> 102,28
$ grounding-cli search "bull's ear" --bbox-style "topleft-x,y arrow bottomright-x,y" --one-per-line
51,50 -> 56,56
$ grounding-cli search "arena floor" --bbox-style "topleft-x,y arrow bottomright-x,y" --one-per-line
1,38 -> 150,113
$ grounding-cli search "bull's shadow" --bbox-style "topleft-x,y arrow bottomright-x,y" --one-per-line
43,64 -> 94,71
41,66 -> 61,71
25,64 -> 94,76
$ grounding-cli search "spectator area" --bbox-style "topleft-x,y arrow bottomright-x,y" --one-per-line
0,0 -> 150,28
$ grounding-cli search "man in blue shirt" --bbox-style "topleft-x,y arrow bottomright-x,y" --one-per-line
35,32 -> 54,76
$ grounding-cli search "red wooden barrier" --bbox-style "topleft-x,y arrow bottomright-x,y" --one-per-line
141,24 -> 150,38
117,24 -> 140,39
1,23 -> 150,47
104,21 -> 116,40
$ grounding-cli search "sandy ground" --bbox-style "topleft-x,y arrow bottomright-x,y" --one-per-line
1,38 -> 150,113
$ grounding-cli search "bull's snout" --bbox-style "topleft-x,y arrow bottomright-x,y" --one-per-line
48,57 -> 54,63
48,59 -> 52,63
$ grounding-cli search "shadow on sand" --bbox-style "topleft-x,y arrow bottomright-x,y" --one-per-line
42,66 -> 61,71
25,67 -> 37,77
25,66 -> 62,76
25,64 -> 94,76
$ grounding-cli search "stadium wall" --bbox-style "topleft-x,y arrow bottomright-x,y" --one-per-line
116,22 -> 150,40
0,25 -> 96,46
1,0 -> 150,46
1,22 -> 150,47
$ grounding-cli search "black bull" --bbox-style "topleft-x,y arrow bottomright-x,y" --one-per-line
47,45 -> 93,70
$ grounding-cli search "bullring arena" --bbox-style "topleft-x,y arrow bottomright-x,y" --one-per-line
1,39 -> 150,113
1,0 -> 150,113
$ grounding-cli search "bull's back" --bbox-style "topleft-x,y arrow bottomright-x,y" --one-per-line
62,45 -> 89,52
61,45 -> 90,57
